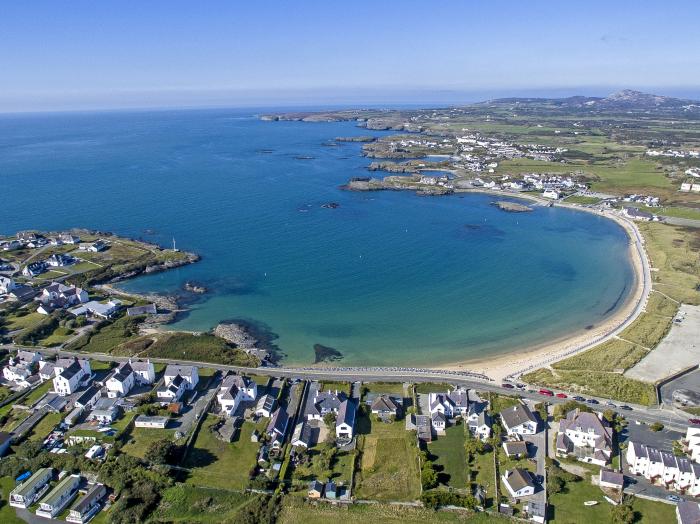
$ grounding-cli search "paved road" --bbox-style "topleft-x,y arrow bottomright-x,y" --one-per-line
662,216 -> 700,229
659,368 -> 700,406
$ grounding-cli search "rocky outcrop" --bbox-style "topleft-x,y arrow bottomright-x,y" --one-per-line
492,201 -> 533,212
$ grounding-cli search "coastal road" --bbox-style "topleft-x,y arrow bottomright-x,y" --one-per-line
5,344 -> 689,432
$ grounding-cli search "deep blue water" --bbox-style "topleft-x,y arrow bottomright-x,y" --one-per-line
0,109 -> 634,366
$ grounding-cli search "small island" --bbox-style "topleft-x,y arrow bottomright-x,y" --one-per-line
492,201 -> 533,213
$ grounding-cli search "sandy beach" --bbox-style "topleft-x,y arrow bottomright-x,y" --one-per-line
435,199 -> 651,382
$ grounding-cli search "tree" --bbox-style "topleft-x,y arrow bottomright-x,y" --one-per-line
421,461 -> 438,490
603,409 -> 616,424
611,502 -> 635,524
144,438 -> 177,465
323,412 -> 336,428
553,401 -> 591,420
650,422 -> 664,432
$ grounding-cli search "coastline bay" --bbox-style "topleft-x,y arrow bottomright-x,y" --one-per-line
0,108 -> 634,367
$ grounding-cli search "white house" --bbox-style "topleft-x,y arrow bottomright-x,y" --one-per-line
156,374 -> 187,402
68,299 -> 122,319
256,394 -> 277,418
35,473 -> 81,519
0,276 -> 15,294
306,389 -> 344,421
622,207 -> 653,221
128,359 -> 155,384
626,441 -> 700,495
431,411 -> 447,432
556,409 -> 613,466
467,402 -> 492,440
74,385 -> 102,410
2,351 -> 40,386
500,404 -> 538,436
53,358 -> 92,396
336,399 -> 356,441
163,364 -> 199,390
66,483 -> 106,524
685,427 -> 700,463
104,363 -> 136,398
542,189 -> 560,200
217,374 -> 258,417
39,282 -> 89,308
428,392 -> 455,418
502,468 -> 536,499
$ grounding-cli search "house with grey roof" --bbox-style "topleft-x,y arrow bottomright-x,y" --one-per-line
556,408 -> 613,466
291,422 -> 313,448
256,394 -> 277,418
66,483 -> 106,524
500,404 -> 538,436
677,500 -> 700,524
431,411 -> 447,433
217,374 -> 258,417
163,364 -> 199,390
267,408 -> 289,443
306,389 -> 346,421
503,440 -> 529,458
370,395 -> 399,417
10,468 -> 53,508
126,303 -> 157,316
502,468 -> 535,499
336,399 -> 356,441
599,469 -> 624,490
467,402 -> 492,440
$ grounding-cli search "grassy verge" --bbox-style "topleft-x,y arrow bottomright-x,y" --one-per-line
150,484 -> 257,523
121,426 -> 177,459
142,333 -> 260,367
0,477 -> 25,524
183,415 -> 262,490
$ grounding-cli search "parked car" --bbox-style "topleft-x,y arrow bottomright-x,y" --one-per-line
555,393 -> 568,399
666,494 -> 682,503
572,396 -> 585,402
586,398 -> 599,405
516,383 -> 526,390
502,383 -> 515,389
688,418 -> 700,425
539,388 -> 554,397
606,401 -> 617,407
620,405 -> 633,411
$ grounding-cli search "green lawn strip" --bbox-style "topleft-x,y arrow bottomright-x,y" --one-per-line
637,205 -> 700,221
563,195 -> 601,205
183,415 -> 261,490
6,311 -> 45,331
414,382 -> 452,394
427,422 -> 469,489
318,381 -> 351,395
150,484 -> 256,523
470,450 -> 496,508
521,368 -> 656,406
141,333 -> 259,367
290,445 -> 354,487
20,380 -> 52,407
362,382 -> 405,396
489,394 -> 521,414
0,477 -> 25,524
27,412 -> 62,442
353,414 -> 421,501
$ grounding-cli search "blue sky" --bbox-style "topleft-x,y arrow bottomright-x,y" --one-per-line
2,1 -> 700,111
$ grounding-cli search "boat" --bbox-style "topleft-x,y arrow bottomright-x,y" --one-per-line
583,501 -> 599,506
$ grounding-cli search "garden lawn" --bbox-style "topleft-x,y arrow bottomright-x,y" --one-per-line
121,426 -> 176,459
20,380 -> 52,407
6,312 -> 45,331
183,415 -> 261,490
428,422 -> 469,489
27,412 -> 62,442
353,414 -> 421,501
470,450 -> 496,508
549,471 -> 675,523
0,477 -> 25,524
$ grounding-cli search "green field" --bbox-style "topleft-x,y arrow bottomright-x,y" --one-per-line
141,333 -> 260,367
0,477 -> 25,524
353,413 -> 421,501
27,412 -> 62,442
150,484 -> 258,523
183,415 -> 263,490
428,422 -> 469,489
278,497 -> 486,524
6,311 -> 45,331
563,195 -> 602,205
549,471 -> 675,523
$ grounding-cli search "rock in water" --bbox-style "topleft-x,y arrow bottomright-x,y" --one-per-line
313,344 -> 343,364
492,201 -> 533,213
184,281 -> 207,294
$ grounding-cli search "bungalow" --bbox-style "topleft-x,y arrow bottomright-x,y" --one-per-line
503,441 -> 529,458
599,469 -> 624,490
291,422 -> 313,448
134,415 -> 169,429
79,240 -> 107,252
336,398 -> 356,441
502,468 -> 536,499
66,483 -> 106,524
46,253 -> 76,267
87,404 -> 120,424
308,480 -> 324,499
105,363 -> 136,397
74,385 -> 102,410
256,394 -> 277,418
163,364 -> 199,390
267,408 -> 289,443
1,239 -> 21,251
556,408 -> 613,466
370,395 -> 399,417
126,303 -> 157,316
500,404 -> 538,436
623,207 -> 653,221
68,299 -> 122,319
10,468 -> 53,508
36,473 -> 81,518
22,261 -> 47,277
325,481 -> 337,500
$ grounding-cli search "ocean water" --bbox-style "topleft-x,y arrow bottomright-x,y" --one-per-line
0,109 -> 634,366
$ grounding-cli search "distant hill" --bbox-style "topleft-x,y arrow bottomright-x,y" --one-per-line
485,89 -> 699,110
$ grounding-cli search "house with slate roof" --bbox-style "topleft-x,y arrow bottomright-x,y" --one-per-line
105,362 -> 135,398
370,395 -> 399,417
556,408 -> 613,466
336,398 -> 357,441
217,374 -> 258,416
500,404 -> 538,436
306,389 -> 346,421
502,468 -> 536,499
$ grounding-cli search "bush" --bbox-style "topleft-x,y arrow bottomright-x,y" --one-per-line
650,422 -> 664,432
421,491 -> 477,510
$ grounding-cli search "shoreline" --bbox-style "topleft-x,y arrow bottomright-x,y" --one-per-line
431,195 -> 651,381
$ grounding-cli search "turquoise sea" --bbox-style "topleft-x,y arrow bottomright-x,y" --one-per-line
0,109 -> 634,366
